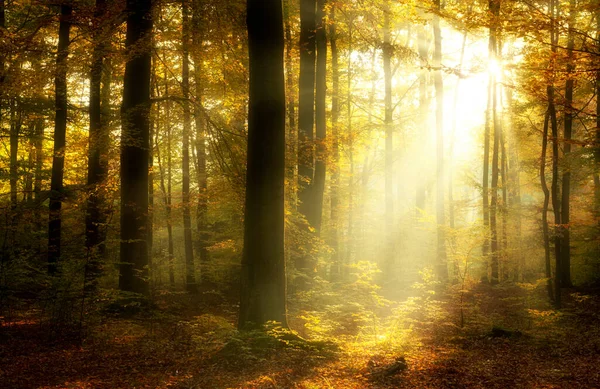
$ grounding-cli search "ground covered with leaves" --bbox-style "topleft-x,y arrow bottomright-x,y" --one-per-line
2,280 -> 600,388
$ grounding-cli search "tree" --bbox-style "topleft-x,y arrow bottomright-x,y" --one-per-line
192,0 -> 209,265
433,0 -> 447,281
238,0 -> 287,328
85,0 -> 111,291
329,3 -> 340,280
383,0 -> 394,277
560,0 -> 576,288
181,0 -> 197,292
298,0 -> 316,233
119,0 -> 153,295
313,0 -> 326,233
48,3 -> 72,275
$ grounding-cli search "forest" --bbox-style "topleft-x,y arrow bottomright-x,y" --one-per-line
1,0 -> 600,387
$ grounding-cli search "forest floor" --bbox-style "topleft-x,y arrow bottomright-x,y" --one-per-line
2,282 -> 600,389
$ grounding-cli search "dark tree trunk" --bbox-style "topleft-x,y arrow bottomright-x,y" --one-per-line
34,117 -> 44,235
313,0 -> 326,233
560,0 -> 576,288
48,4 -> 72,275
298,0 -> 316,227
119,0 -> 152,295
181,0 -> 197,292
192,0 -> 209,265
595,0 -> 600,215
85,0 -> 110,292
433,0 -> 447,281
329,5 -> 340,280
239,0 -> 287,328
549,0 -> 561,307
9,98 -> 19,212
540,112 -> 553,301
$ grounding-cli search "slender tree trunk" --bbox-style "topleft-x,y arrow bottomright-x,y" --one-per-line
483,78 -> 491,264
500,118 -> 508,280
344,21 -> 354,276
595,0 -> 600,216
506,89 -> 522,280
329,5 -> 340,280
313,0 -> 326,233
161,73 -> 176,287
155,86 -> 175,288
560,0 -> 576,288
433,0 -> 447,281
192,0 -> 208,265
181,0 -> 196,292
549,0 -> 561,307
540,112 -> 553,301
416,27 -> 429,214
119,0 -> 152,295
85,0 -> 110,292
298,0 -> 316,228
9,98 -> 19,212
48,4 -> 72,275
383,1 -> 394,278
34,117 -> 44,235
239,0 -> 287,328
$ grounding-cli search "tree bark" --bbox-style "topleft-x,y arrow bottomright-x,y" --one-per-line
239,0 -> 287,329
181,0 -> 197,292
560,0 -> 576,288
298,0 -> 316,228
119,0 -> 152,295
313,0 -> 326,233
191,0 -> 209,265
85,0 -> 110,292
329,4 -> 340,280
540,112 -> 553,301
548,0 -> 561,307
48,4 -> 72,275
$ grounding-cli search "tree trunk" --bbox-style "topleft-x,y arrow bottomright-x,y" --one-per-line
239,0 -> 287,328
449,32 -> 467,231
85,0 -> 110,292
416,26 -> 429,215
119,0 -> 152,295
313,0 -> 326,233
549,0 -> 561,307
433,0 -> 447,281
540,112 -> 553,301
329,4 -> 340,280
9,98 -> 19,212
155,84 -> 176,288
298,0 -> 316,228
191,0 -> 209,265
560,0 -> 576,288
48,4 -> 72,275
181,0 -> 197,292
344,20 -> 354,277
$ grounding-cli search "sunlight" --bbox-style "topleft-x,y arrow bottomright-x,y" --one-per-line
488,58 -> 502,80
